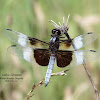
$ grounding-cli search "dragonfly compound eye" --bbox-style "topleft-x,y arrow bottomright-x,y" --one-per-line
52,29 -> 61,35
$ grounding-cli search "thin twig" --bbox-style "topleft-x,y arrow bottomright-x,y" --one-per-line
51,69 -> 69,76
24,78 -> 45,100
24,69 -> 69,100
83,61 -> 99,100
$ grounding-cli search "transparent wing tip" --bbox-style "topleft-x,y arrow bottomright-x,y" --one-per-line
7,45 -> 17,52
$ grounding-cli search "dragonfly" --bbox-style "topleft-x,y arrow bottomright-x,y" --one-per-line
3,28 -> 98,87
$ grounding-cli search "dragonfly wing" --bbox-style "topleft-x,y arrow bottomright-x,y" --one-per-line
8,45 -> 35,64
59,32 -> 97,50
70,50 -> 98,67
3,29 -> 49,48
8,45 -> 50,66
56,50 -> 99,68
72,32 -> 97,50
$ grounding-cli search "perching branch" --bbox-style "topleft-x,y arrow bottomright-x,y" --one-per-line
24,69 -> 69,100
51,69 -> 69,76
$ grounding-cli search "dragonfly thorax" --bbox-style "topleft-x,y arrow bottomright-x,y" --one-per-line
49,36 -> 59,54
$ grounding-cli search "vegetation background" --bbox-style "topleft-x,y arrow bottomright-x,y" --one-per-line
0,0 -> 100,100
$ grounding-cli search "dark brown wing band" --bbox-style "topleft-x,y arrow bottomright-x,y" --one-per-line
56,50 -> 73,67
34,49 -> 50,66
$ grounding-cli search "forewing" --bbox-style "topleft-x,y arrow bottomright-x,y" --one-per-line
59,32 -> 97,50
34,49 -> 50,66
3,29 -> 49,48
56,50 -> 99,68
71,32 -> 97,50
59,40 -> 72,50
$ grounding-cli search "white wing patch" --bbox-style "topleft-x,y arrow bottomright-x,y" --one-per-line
23,47 -> 32,63
75,51 -> 84,65
18,32 -> 27,47
73,35 -> 83,49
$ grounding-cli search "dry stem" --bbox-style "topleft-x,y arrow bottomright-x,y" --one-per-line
83,61 -> 99,100
24,69 -> 69,100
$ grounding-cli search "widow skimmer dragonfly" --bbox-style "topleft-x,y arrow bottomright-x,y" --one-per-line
3,28 -> 98,87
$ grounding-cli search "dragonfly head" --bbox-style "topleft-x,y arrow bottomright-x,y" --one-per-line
51,29 -> 61,37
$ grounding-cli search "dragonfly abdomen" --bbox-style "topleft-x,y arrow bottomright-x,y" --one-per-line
45,55 -> 55,87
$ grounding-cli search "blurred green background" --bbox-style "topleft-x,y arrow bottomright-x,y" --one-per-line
0,0 -> 100,100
